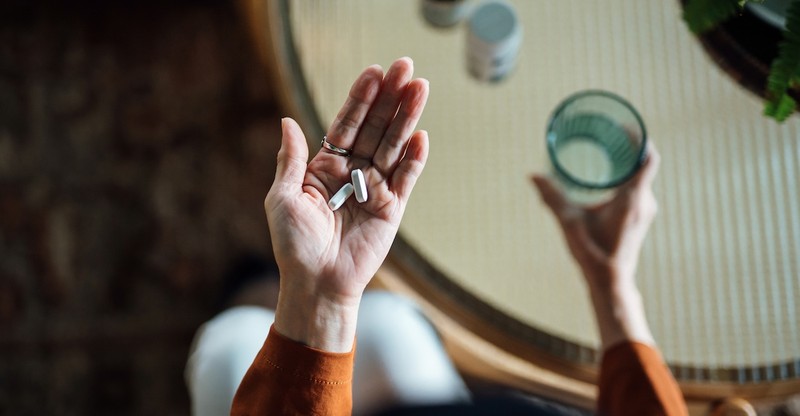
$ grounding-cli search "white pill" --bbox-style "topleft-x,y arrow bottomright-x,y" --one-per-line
328,183 -> 354,211
351,169 -> 368,203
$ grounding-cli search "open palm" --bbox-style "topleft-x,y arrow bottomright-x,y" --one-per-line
265,58 -> 429,304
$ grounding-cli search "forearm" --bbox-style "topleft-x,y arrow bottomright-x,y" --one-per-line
273,278 -> 362,353
231,326 -> 355,416
597,341 -> 688,416
231,275 -> 362,416
585,269 -> 655,351
588,271 -> 688,416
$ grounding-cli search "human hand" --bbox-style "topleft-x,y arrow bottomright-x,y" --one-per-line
532,144 -> 660,291
532,144 -> 660,348
265,58 -> 429,351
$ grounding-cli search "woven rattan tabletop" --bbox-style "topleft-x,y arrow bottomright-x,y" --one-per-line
279,0 -> 799,382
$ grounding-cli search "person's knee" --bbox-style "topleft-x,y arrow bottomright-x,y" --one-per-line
353,291 -> 469,415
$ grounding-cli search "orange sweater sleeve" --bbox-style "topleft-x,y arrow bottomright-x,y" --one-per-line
230,326 -> 354,416
597,342 -> 688,416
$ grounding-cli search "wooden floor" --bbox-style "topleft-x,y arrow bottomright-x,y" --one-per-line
0,2 -> 281,414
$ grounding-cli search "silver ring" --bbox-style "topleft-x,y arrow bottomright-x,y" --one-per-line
321,136 -> 351,157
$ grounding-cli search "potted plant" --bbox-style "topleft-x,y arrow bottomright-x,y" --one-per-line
683,0 -> 800,121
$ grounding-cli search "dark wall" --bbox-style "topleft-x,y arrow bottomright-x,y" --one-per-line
0,2 -> 281,414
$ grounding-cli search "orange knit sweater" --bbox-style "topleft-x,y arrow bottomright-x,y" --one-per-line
231,326 -> 687,416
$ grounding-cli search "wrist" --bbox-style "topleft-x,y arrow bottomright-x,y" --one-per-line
587,275 -> 655,351
581,260 -> 636,293
272,283 -> 361,353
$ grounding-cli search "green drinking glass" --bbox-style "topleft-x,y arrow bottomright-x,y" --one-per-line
546,90 -> 647,201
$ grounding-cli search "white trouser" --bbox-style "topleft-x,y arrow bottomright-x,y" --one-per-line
185,291 -> 470,416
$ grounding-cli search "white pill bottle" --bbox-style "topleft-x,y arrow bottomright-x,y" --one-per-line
466,1 -> 522,82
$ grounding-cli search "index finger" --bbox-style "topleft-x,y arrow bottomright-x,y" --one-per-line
531,174 -> 569,214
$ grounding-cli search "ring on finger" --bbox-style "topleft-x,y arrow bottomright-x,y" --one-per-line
321,136 -> 351,157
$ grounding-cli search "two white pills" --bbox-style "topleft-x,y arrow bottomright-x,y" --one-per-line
327,169 -> 368,211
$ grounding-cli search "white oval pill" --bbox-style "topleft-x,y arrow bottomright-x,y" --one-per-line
351,169 -> 368,203
328,183 -> 354,211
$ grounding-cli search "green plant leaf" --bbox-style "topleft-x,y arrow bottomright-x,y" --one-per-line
764,0 -> 800,122
683,0 -> 748,33
764,93 -> 797,121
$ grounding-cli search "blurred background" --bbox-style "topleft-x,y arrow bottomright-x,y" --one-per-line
2,0 -> 800,415
0,1 -> 281,414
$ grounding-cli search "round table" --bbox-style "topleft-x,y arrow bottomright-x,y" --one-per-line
242,0 -> 800,410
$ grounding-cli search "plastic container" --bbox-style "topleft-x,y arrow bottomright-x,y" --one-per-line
466,1 -> 522,82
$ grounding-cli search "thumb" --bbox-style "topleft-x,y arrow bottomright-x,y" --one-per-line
273,117 -> 309,191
